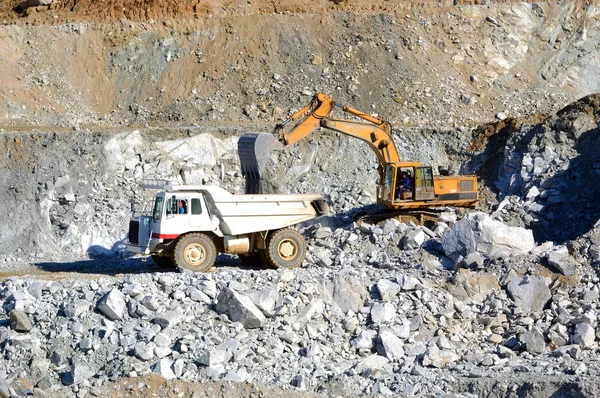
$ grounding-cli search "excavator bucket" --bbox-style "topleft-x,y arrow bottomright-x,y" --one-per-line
237,132 -> 280,179
238,132 -> 282,194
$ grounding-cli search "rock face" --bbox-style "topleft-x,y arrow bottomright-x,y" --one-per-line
442,212 -> 536,262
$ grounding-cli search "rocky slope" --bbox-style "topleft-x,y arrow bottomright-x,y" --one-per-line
1,2 -> 599,131
1,1 -> 600,397
1,92 -> 600,397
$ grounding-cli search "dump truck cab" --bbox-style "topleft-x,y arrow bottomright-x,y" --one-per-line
128,190 -> 220,258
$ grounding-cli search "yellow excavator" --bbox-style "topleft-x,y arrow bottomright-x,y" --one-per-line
238,93 -> 478,222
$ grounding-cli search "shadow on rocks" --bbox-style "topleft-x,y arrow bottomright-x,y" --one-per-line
33,257 -> 165,275
467,100 -> 600,243
531,127 -> 600,242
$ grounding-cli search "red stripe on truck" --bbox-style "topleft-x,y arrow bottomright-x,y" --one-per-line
151,233 -> 180,239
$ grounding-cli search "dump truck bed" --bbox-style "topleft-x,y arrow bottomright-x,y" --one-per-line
163,185 -> 328,235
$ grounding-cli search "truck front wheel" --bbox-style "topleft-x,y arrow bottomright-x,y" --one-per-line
265,229 -> 306,269
174,233 -> 217,273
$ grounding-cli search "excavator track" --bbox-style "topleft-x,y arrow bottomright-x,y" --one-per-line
353,208 -> 445,227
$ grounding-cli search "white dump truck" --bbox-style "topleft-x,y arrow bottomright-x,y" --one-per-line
127,180 -> 328,272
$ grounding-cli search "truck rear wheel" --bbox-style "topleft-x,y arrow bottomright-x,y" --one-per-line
265,229 -> 306,269
151,254 -> 176,269
174,233 -> 217,273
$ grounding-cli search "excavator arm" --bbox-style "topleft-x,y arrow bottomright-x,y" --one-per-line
239,93 -> 401,180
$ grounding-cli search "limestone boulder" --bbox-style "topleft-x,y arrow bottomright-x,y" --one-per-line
442,212 -> 536,262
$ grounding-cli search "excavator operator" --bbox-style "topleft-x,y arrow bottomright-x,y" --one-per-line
395,172 -> 412,200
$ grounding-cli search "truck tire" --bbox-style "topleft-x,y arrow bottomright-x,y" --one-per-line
151,254 -> 176,269
174,233 -> 217,273
265,229 -> 306,269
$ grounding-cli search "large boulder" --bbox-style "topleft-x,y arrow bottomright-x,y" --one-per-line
9,310 -> 33,332
96,289 -> 126,321
330,276 -> 368,313
506,275 -> 551,314
216,288 -> 266,329
441,212 -> 536,262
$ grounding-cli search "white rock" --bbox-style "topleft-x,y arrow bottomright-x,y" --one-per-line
371,302 -> 396,324
422,346 -> 460,368
65,362 -> 95,386
442,212 -> 536,261
153,333 -> 172,348
379,329 -> 405,361
402,230 -> 426,250
351,330 -> 376,350
97,289 -> 126,321
397,274 -> 420,291
198,349 -> 232,366
152,359 -> 176,380
525,186 -> 540,203
506,275 -> 551,314
354,354 -> 392,377
134,343 -> 155,361
248,287 -> 279,314
297,299 -> 325,323
216,288 -> 266,329
376,279 -> 401,301
140,296 -> 160,311
571,323 -> 596,349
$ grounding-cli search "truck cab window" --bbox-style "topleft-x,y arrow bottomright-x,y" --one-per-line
166,198 -> 188,215
191,198 -> 202,215
152,197 -> 164,221
177,199 -> 188,214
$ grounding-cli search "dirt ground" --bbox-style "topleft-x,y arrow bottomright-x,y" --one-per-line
34,374 -> 329,398
0,0 -> 548,24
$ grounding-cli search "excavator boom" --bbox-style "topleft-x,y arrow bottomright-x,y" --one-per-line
238,93 -> 400,180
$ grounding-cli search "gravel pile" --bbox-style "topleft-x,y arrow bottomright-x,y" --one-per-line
2,207 -> 600,396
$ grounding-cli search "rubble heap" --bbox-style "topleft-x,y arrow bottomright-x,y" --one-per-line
469,94 -> 600,243
2,212 -> 600,396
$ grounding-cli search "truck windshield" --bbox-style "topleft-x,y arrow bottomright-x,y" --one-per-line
152,197 -> 164,221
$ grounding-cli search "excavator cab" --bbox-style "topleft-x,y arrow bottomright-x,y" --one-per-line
383,164 -> 436,203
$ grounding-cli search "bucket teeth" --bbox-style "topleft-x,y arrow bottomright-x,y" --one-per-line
237,132 -> 279,178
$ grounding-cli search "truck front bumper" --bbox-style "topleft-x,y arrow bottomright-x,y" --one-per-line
126,244 -> 150,255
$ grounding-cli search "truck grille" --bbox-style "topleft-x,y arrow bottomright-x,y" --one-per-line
128,220 -> 140,245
